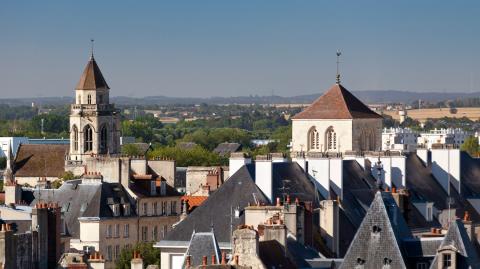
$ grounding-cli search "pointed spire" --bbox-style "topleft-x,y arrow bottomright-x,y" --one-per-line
76,41 -> 110,91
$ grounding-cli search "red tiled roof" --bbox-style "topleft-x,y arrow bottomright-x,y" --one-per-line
292,83 -> 382,120
14,144 -> 68,178
76,56 -> 110,90
181,195 -> 208,210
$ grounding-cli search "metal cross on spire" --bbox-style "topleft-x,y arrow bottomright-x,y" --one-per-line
336,50 -> 342,84
90,39 -> 95,59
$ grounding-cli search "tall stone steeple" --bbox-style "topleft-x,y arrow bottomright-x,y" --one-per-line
69,50 -> 120,162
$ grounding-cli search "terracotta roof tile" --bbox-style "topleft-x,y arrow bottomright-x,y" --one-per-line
76,56 -> 110,90
14,144 -> 68,178
181,195 -> 208,211
292,83 -> 382,120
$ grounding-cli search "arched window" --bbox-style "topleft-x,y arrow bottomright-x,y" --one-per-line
84,125 -> 93,152
87,94 -> 92,104
100,125 -> 108,153
308,127 -> 320,151
72,125 -> 79,151
326,127 -> 337,151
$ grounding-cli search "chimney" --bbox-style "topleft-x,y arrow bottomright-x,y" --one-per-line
32,203 -> 49,269
262,218 -> 287,248
221,252 -> 226,265
391,188 -> 409,222
130,251 -> 143,269
255,155 -> 273,203
211,254 -> 216,265
186,255 -> 192,268
89,252 -> 106,269
229,152 -> 251,176
0,223 -> 15,269
271,152 -> 287,163
463,211 -> 476,243
319,199 -> 340,256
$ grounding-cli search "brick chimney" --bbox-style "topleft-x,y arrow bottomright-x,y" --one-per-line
391,188 -> 409,222
88,252 -> 106,269
462,211 -> 476,243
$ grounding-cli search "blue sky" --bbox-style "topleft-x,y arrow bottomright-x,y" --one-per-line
1,1 -> 479,98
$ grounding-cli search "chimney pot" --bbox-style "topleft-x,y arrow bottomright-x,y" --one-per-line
211,254 -> 216,264
464,211 -> 471,221
295,197 -> 300,205
234,255 -> 239,265
276,197 -> 281,206
221,252 -> 226,265
286,195 -> 291,204
392,187 -> 397,193
186,255 -> 191,268
202,256 -> 207,266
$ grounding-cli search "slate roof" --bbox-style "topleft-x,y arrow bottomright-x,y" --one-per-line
213,143 -> 242,156
164,161 -> 320,243
76,55 -> 110,90
183,231 -> 221,267
292,83 -> 382,120
30,180 -> 135,238
340,192 -> 412,269
14,144 -> 68,178
429,219 -> 480,268
164,165 -> 269,243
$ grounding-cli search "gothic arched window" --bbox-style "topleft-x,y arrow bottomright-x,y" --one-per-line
100,125 -> 108,153
308,127 -> 320,151
84,125 -> 93,152
326,127 -> 337,151
87,94 -> 92,104
72,125 -> 79,151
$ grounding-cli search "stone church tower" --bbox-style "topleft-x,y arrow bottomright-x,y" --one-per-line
291,82 -> 383,153
69,53 -> 120,161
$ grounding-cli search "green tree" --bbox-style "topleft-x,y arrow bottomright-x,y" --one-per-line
115,242 -> 160,269
149,145 -> 224,166
461,136 -> 480,157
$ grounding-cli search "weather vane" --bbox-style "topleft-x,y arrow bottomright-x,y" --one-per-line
336,50 -> 342,84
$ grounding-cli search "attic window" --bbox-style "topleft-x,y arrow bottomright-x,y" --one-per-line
372,225 -> 382,233
355,258 -> 365,268
383,258 -> 392,265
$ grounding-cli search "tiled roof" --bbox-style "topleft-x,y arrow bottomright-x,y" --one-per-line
76,56 -> 110,90
292,83 -> 382,120
182,195 -> 208,211
14,144 -> 68,178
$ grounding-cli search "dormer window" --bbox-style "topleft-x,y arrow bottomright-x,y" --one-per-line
123,204 -> 131,216
110,203 -> 120,217
443,253 -> 452,268
87,94 -> 92,104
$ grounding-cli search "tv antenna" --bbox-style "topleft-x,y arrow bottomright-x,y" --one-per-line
336,50 -> 342,84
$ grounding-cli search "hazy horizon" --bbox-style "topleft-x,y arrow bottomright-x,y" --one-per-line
2,1 -> 480,98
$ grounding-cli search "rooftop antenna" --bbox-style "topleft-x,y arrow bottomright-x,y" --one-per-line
336,50 -> 342,84
90,39 -> 95,59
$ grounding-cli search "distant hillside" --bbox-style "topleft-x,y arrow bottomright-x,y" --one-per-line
0,90 -> 479,106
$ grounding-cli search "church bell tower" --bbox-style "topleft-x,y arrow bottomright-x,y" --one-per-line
69,47 -> 120,162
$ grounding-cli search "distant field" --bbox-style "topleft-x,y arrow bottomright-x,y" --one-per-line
382,107 -> 480,122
